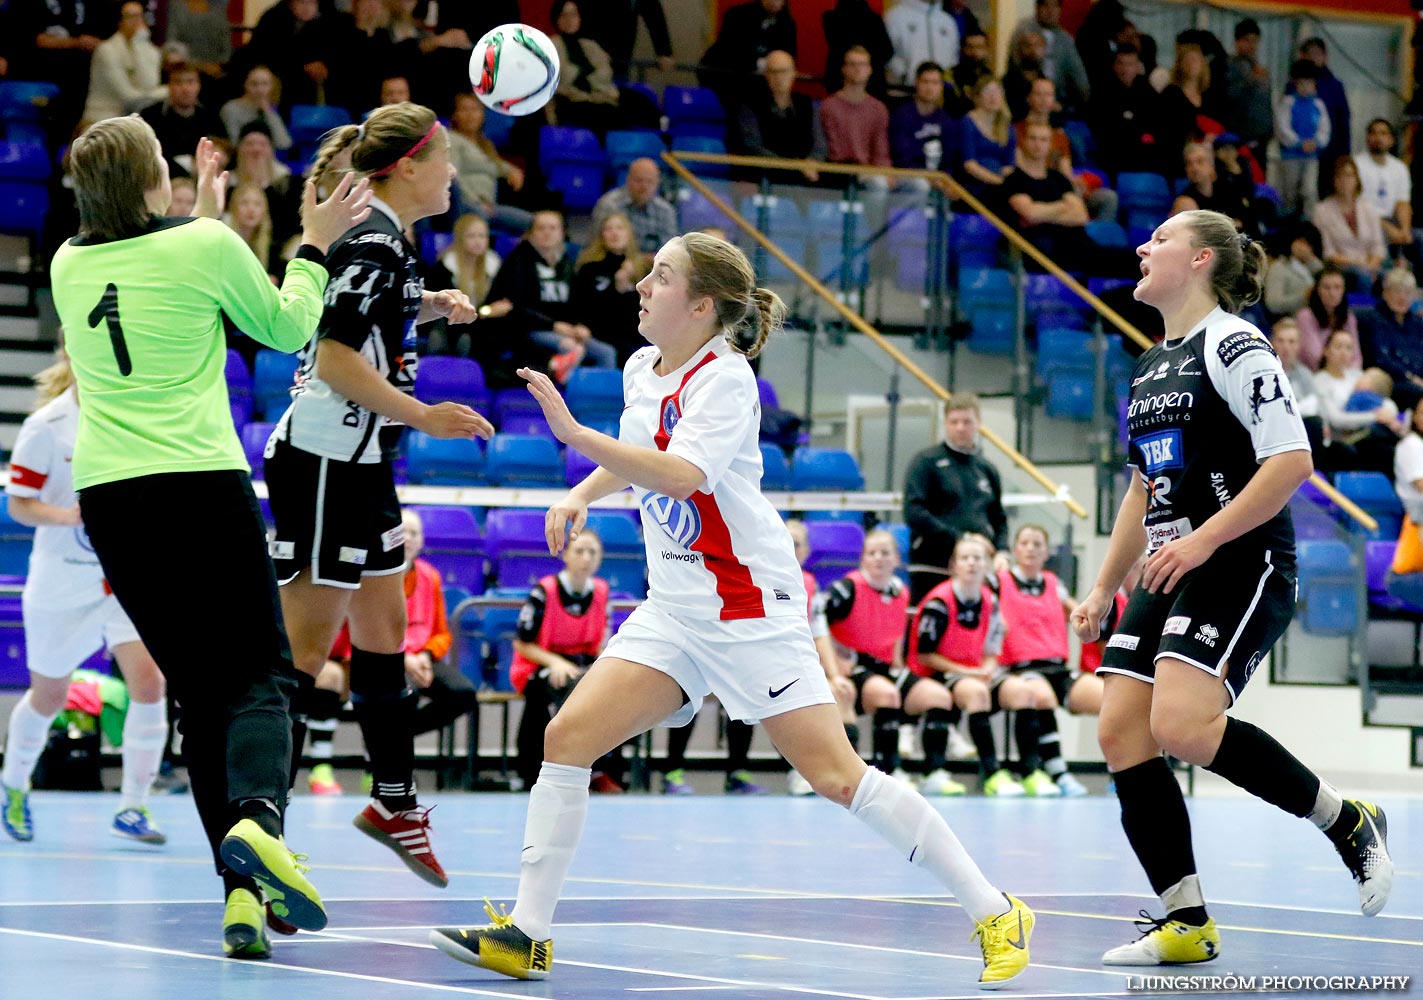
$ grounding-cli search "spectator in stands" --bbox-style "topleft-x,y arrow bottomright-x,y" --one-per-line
822,0 -> 892,99
589,0 -> 673,80
1009,0 -> 1090,114
1269,317 -> 1323,456
167,0 -> 233,82
1275,60 -> 1329,218
82,1 -> 166,124
903,393 -> 1008,603
167,176 -> 198,217
1296,265 -> 1359,371
574,212 -> 652,368
482,210 -> 619,384
1354,119 -> 1414,264
549,0 -> 625,137
591,158 -> 678,256
1264,221 -> 1325,319
1087,44 -> 1163,177
220,65 -> 294,152
820,46 -> 891,188
243,0 -> 346,111
700,0 -> 797,110
957,76 -> 1016,204
1301,38 -> 1350,201
1172,141 -> 1258,238
1156,43 -> 1212,175
14,0 -> 105,140
1003,29 -> 1048,123
1360,267 -> 1423,412
225,184 -> 281,280
380,74 -> 410,106
884,0 -> 958,89
139,62 -> 223,177
731,50 -> 825,184
1388,401 -> 1423,607
511,530 -> 621,792
891,61 -> 957,179
447,92 -> 529,236
228,120 -> 299,244
1225,18 -> 1272,158
1313,156 -> 1386,292
342,0 -> 394,111
1314,331 -> 1402,472
442,214 -> 501,310
1002,120 -> 1092,265
950,32 -> 990,114
1014,77 -> 1117,222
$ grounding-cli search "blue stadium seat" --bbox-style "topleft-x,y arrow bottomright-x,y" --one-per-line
1061,119 -> 1095,168
791,448 -> 865,491
289,104 -> 353,146
1024,272 -> 1089,330
965,306 -> 1017,355
0,142 -> 50,182
253,349 -> 300,419
1036,328 -> 1092,379
760,443 -> 792,490
742,195 -> 805,279
0,504 -> 34,579
566,368 -> 624,424
805,521 -> 866,590
1297,540 -> 1359,636
416,355 -> 490,412
1334,471 -> 1404,541
226,349 -> 252,396
670,134 -> 730,177
1044,367 -> 1095,420
485,508 -> 562,590
538,126 -> 605,170
493,387 -> 542,426
958,267 -> 1016,310
0,591 -> 27,689
809,198 -> 870,285
1085,219 -> 1128,249
231,396 -> 253,429
664,86 -> 726,136
547,162 -> 607,211
409,505 -> 484,594
606,129 -> 665,171
452,598 -> 484,685
0,82 -> 60,124
756,377 -> 780,409
566,446 -> 598,486
481,109 -> 516,149
583,512 -> 646,598
498,411 -> 556,440
485,434 -> 564,486
240,422 -> 275,480
1115,172 -> 1172,218
884,522 -> 912,585
0,182 -> 48,244
480,604 -> 524,691
406,432 -> 485,485
419,230 -> 454,267
951,215 -> 1001,272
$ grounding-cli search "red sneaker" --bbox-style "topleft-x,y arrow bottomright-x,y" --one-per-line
353,802 -> 449,888
266,900 -> 299,936
589,772 -> 624,794
550,344 -> 585,385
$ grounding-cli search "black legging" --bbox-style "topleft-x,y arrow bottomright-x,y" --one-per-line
413,657 -> 479,736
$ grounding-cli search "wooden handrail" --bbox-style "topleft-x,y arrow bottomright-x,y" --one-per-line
662,151 -> 1088,520
667,151 -> 1376,533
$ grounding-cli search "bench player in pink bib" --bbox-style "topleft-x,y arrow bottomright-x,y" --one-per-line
431,233 -> 1036,988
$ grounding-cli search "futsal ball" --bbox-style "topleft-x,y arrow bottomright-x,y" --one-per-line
470,23 -> 560,117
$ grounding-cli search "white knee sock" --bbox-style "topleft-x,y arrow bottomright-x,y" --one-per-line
509,762 -> 591,941
119,699 -> 167,811
2,693 -> 59,791
850,766 -> 1007,923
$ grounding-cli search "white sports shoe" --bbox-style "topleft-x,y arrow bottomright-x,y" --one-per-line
919,768 -> 967,796
1056,773 -> 1090,797
785,769 -> 815,796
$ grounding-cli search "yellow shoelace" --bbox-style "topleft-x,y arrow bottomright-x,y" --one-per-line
482,899 -> 515,928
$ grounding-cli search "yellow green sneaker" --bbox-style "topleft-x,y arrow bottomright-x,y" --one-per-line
1022,770 -> 1061,797
972,894 -> 1034,989
983,769 -> 1026,797
223,887 -> 271,959
2,782 -> 32,842
430,900 -> 553,980
218,818 -> 327,931
1102,913 -> 1220,965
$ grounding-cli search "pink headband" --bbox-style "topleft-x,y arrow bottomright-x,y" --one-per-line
369,123 -> 439,179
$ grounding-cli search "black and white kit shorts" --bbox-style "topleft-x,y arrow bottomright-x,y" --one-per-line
850,663 -> 919,713
1098,550 -> 1295,705
992,659 -> 1072,710
265,437 -> 405,589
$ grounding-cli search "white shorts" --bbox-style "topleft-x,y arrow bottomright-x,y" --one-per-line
602,601 -> 834,725
23,594 -> 141,679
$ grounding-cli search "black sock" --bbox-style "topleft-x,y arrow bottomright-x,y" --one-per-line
1325,801 -> 1362,845
350,647 -> 418,812
872,707 -> 900,772
1014,711 -> 1043,774
237,797 -> 282,838
726,719 -> 753,774
1038,710 -> 1066,777
287,674 -> 317,790
665,717 -> 692,772
968,711 -> 998,775
1114,757 -> 1206,925
844,722 -> 861,753
922,708 -> 953,772
1205,717 -> 1322,819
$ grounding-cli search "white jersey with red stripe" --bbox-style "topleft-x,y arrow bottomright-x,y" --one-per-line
5,387 -> 107,608
620,338 -> 807,621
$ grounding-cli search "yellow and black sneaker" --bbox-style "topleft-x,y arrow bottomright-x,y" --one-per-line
1335,800 -> 1393,917
219,818 -> 327,932
1102,912 -> 1220,966
430,900 -> 553,980
971,894 -> 1034,989
223,887 -> 271,960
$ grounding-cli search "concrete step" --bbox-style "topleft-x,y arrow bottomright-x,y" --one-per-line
0,314 -> 43,341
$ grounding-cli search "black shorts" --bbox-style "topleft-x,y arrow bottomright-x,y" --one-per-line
994,659 -> 1072,710
850,664 -> 918,714
265,437 -> 405,589
1098,551 -> 1295,705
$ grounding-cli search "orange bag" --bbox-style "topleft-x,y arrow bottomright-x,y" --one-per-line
1392,516 -> 1423,575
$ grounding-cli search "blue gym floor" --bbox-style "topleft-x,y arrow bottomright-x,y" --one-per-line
0,792 -> 1417,999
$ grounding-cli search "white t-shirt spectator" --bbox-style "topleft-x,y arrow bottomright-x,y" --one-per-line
1354,151 -> 1411,225
1395,431 -> 1423,523
83,28 -> 166,122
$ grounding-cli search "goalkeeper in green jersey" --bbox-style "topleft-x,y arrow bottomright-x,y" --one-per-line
50,115 -> 371,959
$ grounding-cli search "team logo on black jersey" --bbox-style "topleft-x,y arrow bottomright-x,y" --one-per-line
1216,330 -> 1275,368
1131,361 -> 1170,387
1137,430 -> 1183,473
642,492 -> 702,547
1175,354 -> 1201,377
1248,373 -> 1294,424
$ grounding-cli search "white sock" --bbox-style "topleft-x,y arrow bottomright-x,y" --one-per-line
1161,874 -> 1205,915
850,766 -> 1007,923
509,762 -> 591,941
1308,780 -> 1345,832
2,693 -> 59,791
119,699 -> 167,811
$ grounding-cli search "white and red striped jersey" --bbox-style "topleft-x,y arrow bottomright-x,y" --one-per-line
620,338 -> 807,621
6,388 -> 107,607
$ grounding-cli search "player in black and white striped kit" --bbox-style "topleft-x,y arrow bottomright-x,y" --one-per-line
1071,210 -> 1393,967
263,102 -> 492,890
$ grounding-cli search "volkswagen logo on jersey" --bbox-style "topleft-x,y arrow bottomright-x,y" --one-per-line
642,492 -> 702,548
661,399 -> 680,437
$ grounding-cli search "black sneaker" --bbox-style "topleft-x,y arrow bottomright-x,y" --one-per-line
1336,800 -> 1393,916
430,900 -> 553,980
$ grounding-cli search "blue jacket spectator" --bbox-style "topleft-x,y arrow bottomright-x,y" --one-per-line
1300,37 -> 1351,197
891,62 -> 958,172
1360,269 -> 1423,410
